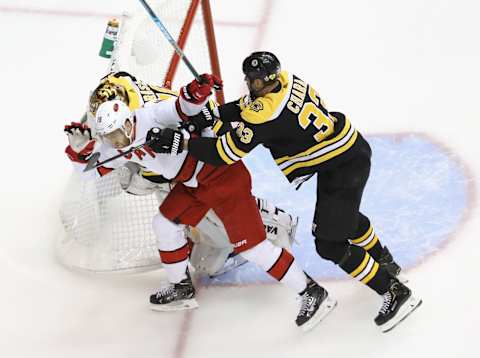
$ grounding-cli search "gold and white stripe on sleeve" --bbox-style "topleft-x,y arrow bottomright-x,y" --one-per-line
215,132 -> 247,165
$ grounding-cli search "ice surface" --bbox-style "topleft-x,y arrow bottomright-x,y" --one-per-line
1,1 -> 479,357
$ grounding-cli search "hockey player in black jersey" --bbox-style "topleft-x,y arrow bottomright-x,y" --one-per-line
150,51 -> 422,332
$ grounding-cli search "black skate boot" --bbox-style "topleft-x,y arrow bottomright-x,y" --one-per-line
378,246 -> 408,283
375,278 -> 422,332
296,276 -> 337,332
378,246 -> 401,277
150,269 -> 198,311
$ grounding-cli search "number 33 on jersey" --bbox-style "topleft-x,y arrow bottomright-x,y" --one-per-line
213,71 -> 361,183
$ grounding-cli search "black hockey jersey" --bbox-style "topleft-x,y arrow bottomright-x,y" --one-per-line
189,71 -> 370,183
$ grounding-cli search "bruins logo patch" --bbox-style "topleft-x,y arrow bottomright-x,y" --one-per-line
249,101 -> 264,112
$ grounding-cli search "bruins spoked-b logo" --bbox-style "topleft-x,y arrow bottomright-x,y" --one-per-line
250,101 -> 264,112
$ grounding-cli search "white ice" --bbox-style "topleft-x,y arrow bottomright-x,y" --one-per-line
0,1 -> 479,357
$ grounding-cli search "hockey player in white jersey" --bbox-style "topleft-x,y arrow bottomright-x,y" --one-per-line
64,74 -> 336,331
66,71 -> 298,277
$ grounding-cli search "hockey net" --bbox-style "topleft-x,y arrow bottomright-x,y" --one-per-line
57,0 -> 223,273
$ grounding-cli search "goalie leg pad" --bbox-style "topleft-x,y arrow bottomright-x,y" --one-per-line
193,210 -> 232,248
256,197 -> 299,249
190,243 -> 233,276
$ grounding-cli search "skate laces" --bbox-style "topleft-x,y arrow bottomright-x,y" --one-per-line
379,292 -> 393,315
155,285 -> 174,298
299,293 -> 316,316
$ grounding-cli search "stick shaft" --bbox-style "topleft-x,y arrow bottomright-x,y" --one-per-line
137,0 -> 201,81
84,140 -> 154,172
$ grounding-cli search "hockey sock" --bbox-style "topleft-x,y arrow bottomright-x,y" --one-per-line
158,244 -> 189,283
153,213 -> 189,283
339,244 -> 391,295
349,224 -> 384,260
240,240 -> 307,293
349,214 -> 385,261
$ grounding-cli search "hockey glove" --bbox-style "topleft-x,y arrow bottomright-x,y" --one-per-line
64,121 -> 95,163
181,74 -> 223,104
181,103 -> 216,134
146,127 -> 184,155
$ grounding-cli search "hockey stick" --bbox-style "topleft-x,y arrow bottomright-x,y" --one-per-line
137,0 -> 220,89
83,139 -> 155,172
137,0 -> 201,81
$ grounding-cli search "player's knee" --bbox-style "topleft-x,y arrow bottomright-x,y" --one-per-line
354,213 -> 371,238
314,239 -> 349,264
239,239 -> 282,271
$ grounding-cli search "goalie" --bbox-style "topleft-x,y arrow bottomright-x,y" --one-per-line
64,71 -> 336,331
115,161 -> 299,278
81,71 -> 297,276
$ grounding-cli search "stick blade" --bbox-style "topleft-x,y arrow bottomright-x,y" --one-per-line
83,152 -> 101,172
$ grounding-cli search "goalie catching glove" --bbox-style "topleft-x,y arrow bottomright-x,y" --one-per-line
64,121 -> 95,163
181,74 -> 223,104
146,127 -> 184,155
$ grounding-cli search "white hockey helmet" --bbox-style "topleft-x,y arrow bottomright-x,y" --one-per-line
95,100 -> 132,136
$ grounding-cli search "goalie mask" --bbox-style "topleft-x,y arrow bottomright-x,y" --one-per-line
89,79 -> 129,118
95,100 -> 134,148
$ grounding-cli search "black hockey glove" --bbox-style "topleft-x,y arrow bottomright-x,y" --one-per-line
146,127 -> 184,155
181,104 -> 216,134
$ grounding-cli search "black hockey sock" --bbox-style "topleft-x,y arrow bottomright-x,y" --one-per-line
350,222 -> 384,261
339,244 -> 391,295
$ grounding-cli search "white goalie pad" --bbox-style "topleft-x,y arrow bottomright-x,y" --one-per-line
188,198 -> 298,276
256,197 -> 298,250
58,165 -> 298,275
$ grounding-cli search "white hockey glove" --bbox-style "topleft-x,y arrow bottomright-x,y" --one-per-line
64,122 -> 95,163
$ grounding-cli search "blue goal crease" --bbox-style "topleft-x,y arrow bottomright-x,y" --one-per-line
200,133 -> 470,287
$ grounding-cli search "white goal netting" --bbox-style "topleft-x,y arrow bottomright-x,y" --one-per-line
57,0 -> 219,273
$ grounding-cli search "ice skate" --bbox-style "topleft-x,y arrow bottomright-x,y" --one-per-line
296,277 -> 337,332
150,270 -> 199,311
378,246 -> 408,283
375,278 -> 422,333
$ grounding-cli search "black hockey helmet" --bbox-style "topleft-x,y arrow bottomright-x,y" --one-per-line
242,51 -> 281,84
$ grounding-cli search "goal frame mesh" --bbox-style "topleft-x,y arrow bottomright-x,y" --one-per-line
57,0 -> 223,274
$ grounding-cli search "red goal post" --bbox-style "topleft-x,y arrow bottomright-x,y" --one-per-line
112,0 -> 224,104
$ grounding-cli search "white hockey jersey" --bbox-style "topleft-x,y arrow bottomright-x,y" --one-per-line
79,96 -> 211,188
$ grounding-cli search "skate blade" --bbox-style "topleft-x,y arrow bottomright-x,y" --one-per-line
379,296 -> 422,333
300,296 -> 337,332
150,298 -> 199,312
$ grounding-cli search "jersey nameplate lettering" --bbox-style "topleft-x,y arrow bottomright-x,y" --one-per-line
286,78 -> 308,114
